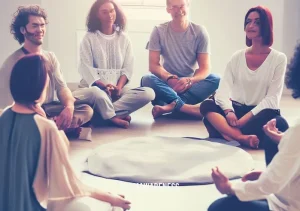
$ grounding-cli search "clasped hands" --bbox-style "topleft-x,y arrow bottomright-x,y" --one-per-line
167,76 -> 193,94
104,84 -> 122,101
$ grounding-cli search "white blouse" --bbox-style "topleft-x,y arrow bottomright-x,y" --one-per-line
232,118 -> 300,211
215,49 -> 287,115
78,31 -> 134,88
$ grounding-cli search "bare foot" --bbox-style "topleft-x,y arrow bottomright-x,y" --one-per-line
123,115 -> 131,123
110,116 -> 130,129
152,101 -> 176,119
238,135 -> 259,149
180,104 -> 203,119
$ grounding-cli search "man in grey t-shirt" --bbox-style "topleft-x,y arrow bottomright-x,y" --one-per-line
141,0 -> 220,119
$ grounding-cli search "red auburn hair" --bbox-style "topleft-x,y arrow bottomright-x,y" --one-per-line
244,6 -> 273,47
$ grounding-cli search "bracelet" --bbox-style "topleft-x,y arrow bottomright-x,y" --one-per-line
166,75 -> 178,82
225,110 -> 234,116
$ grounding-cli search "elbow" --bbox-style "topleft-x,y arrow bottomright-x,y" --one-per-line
265,96 -> 280,109
149,64 -> 156,74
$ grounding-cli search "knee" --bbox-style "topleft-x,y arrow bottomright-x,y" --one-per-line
207,199 -> 223,211
89,87 -> 109,101
82,104 -> 94,120
256,109 -> 278,119
200,100 -> 217,116
142,87 -> 156,101
141,74 -> 158,87
208,74 -> 221,88
134,87 -> 156,102
275,116 -> 289,132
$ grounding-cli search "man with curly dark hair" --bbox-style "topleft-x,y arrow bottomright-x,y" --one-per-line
0,5 -> 93,139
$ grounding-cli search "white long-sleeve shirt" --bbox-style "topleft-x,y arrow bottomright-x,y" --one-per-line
232,118 -> 300,211
78,30 -> 134,88
215,49 -> 287,115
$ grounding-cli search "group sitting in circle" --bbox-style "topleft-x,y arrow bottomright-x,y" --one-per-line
0,0 -> 299,211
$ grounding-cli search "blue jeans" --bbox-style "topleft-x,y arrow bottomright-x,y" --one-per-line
208,196 -> 269,211
141,73 -> 220,111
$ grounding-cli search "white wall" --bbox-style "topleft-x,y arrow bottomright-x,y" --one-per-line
190,0 -> 285,75
281,0 -> 300,59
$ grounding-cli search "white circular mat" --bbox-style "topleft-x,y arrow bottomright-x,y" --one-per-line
85,136 -> 254,185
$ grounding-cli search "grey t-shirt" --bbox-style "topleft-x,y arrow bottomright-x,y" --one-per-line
147,21 -> 210,77
0,49 -> 67,108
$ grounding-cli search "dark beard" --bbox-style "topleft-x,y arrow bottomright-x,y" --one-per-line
24,28 -> 43,45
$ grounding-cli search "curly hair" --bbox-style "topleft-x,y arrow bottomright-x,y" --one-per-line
10,5 -> 48,45
86,0 -> 126,33
285,43 -> 300,99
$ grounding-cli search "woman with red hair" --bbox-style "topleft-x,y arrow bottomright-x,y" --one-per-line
199,6 -> 288,149
207,42 -> 300,211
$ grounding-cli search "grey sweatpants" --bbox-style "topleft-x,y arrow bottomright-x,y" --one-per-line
42,103 -> 94,127
72,86 -> 155,120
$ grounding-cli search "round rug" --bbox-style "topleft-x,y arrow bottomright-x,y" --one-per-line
85,136 -> 254,185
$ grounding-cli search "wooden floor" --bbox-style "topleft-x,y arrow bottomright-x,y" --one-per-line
70,95 -> 300,165
68,95 -> 300,211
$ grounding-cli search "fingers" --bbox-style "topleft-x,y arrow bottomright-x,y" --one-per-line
211,167 -> 227,181
211,168 -> 219,182
173,78 -> 192,93
265,119 -> 276,129
173,84 -> 187,93
55,113 -> 73,130
123,203 -> 131,210
70,118 -> 82,128
229,119 -> 237,127
60,115 -> 71,130
105,89 -> 112,97
216,167 -> 228,180
226,115 -> 238,127
241,175 -> 248,182
122,198 -> 131,210
55,116 -> 64,130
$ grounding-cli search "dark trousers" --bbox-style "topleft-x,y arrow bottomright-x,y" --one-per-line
204,101 -> 289,211
208,196 -> 269,211
200,99 -> 289,149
